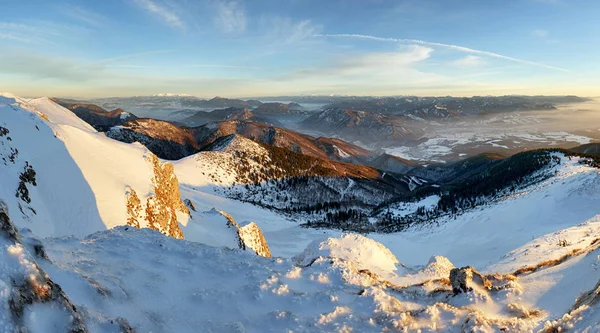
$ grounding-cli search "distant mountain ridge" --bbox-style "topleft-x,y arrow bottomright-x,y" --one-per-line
321,95 -> 588,120
51,98 -> 137,131
300,108 -> 423,146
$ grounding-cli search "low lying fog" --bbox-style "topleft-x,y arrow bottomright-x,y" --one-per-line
385,98 -> 600,162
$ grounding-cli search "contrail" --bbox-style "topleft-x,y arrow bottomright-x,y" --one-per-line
316,33 -> 570,73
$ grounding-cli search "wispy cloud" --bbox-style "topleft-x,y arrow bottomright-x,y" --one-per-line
452,55 -> 485,67
213,0 -> 246,34
133,0 -> 185,30
531,29 -> 549,38
0,22 -> 60,44
263,17 -> 322,45
63,5 -> 107,27
317,33 -> 570,72
192,64 -> 260,69
282,45 -> 437,81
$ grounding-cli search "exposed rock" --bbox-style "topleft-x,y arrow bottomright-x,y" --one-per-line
0,201 -> 89,332
218,210 -> 271,258
506,303 -> 544,319
183,198 -> 196,212
237,222 -> 272,258
125,154 -> 187,239
125,186 -> 142,229
450,266 -> 492,295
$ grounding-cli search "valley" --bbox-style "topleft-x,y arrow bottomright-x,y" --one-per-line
1,93 -> 600,332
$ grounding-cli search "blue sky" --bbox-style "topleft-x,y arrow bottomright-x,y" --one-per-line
0,0 -> 598,97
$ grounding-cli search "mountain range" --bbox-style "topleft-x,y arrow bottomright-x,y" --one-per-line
1,92 -> 599,332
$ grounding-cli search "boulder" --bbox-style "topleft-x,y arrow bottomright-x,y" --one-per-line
450,266 -> 492,295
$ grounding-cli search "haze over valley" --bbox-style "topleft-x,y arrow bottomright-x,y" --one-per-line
2,0 -> 600,332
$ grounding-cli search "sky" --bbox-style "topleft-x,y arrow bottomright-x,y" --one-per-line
0,0 -> 599,98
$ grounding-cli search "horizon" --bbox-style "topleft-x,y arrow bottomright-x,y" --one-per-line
2,0 -> 600,97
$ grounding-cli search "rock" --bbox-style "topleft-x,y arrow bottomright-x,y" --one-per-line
1,200 -> 89,332
184,198 -> 196,212
217,210 -> 272,258
237,222 -> 271,258
450,266 -> 492,295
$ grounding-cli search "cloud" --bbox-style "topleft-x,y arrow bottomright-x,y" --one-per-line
213,0 -> 246,34
281,45 -> 440,86
262,17 -> 322,44
63,5 -> 107,27
133,0 -> 185,30
0,49 -> 175,82
0,22 -> 60,44
531,29 -> 548,38
317,33 -> 570,72
452,55 -> 485,67
0,52 -> 100,81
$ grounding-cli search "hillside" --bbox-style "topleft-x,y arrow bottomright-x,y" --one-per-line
188,119 -> 377,163
180,107 -> 282,127
570,142 -> 600,156
300,108 -> 423,146
51,98 -> 136,131
107,118 -> 200,160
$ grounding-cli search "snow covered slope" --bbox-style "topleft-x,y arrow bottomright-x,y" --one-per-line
2,93 -> 600,331
0,94 -> 188,238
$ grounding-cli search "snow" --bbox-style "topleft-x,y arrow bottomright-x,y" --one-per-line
2,93 -> 600,331
382,195 -> 440,217
293,233 -> 409,277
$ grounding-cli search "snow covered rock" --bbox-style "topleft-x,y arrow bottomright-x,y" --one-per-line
238,222 -> 271,258
293,233 -> 408,277
0,202 -> 88,332
450,266 -> 492,295
182,208 -> 271,257
422,255 -> 455,277
219,210 -> 272,258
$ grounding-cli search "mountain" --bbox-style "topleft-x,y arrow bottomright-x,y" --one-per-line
2,93 -> 600,331
180,107 -> 281,127
408,152 -> 507,183
300,108 -> 423,145
369,153 -> 419,173
181,96 -> 263,109
322,95 -> 589,120
106,118 -> 200,160
51,98 -> 137,131
187,119 -> 377,163
252,102 -> 306,114
570,142 -> 600,156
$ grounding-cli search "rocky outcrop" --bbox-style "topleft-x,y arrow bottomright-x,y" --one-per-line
218,210 -> 271,258
0,201 -> 89,332
450,266 -> 492,295
126,154 -> 188,240
183,198 -> 196,212
237,222 -> 272,258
